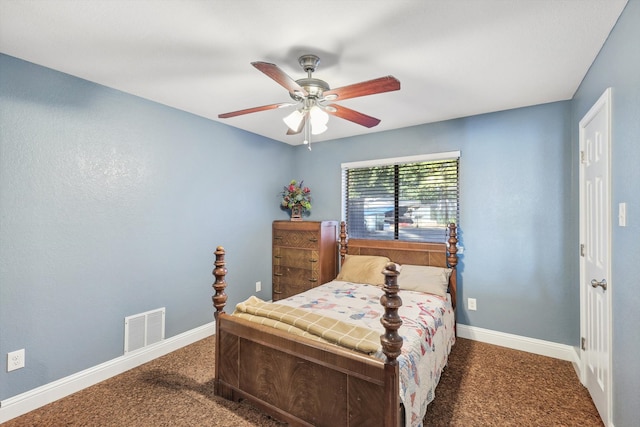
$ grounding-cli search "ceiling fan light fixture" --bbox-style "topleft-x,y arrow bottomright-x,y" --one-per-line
310,105 -> 329,123
283,109 -> 305,131
311,122 -> 328,135
309,105 -> 329,130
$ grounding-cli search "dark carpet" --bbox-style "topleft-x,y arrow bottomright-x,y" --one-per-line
2,336 -> 601,426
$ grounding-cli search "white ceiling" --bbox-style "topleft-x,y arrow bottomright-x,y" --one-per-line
0,0 -> 628,145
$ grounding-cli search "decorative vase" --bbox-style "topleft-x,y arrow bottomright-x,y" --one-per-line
290,205 -> 303,221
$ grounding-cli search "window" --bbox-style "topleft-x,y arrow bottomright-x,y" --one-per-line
341,151 -> 459,243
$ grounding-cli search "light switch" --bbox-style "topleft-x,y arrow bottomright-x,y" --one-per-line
618,202 -> 627,227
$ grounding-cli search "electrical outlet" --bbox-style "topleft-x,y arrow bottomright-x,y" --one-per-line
7,349 -> 25,372
256,281 -> 262,292
468,298 -> 477,311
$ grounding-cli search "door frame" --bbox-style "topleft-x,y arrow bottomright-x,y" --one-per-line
578,87 -> 613,426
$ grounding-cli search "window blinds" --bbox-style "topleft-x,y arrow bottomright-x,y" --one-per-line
342,154 -> 459,243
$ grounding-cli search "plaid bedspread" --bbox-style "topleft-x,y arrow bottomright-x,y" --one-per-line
233,295 -> 380,353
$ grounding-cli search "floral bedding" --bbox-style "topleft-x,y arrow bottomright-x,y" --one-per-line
277,280 -> 456,427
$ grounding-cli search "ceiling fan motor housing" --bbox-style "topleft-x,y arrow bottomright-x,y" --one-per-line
290,54 -> 330,100
292,77 -> 330,100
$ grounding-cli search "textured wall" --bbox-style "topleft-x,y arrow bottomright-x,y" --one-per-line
0,54 -> 292,399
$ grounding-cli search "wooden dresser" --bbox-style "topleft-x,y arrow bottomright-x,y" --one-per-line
272,220 -> 339,301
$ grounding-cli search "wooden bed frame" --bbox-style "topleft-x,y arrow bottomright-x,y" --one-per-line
211,222 -> 458,426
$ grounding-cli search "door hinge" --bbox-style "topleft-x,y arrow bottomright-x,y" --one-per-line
580,151 -> 586,164
581,337 -> 586,351
580,244 -> 585,257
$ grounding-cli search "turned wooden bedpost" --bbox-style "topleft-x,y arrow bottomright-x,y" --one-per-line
447,223 -> 458,269
447,223 -> 459,310
212,246 -> 228,320
380,262 -> 403,361
339,221 -> 348,265
380,262 -> 402,427
212,246 -> 228,397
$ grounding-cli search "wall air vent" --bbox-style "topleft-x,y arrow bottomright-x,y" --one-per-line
124,307 -> 165,353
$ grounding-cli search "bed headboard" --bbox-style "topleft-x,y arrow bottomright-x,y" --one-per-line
338,222 -> 458,309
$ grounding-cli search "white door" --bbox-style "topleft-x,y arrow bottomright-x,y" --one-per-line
579,88 -> 612,426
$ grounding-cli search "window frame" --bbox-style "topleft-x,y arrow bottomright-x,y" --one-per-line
341,151 -> 460,243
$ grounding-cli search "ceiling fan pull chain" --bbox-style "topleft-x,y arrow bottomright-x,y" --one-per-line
304,114 -> 312,150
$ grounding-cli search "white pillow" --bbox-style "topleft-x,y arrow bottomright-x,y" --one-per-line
397,264 -> 452,297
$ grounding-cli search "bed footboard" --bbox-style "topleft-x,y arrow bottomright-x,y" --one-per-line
217,314 -> 395,426
211,247 -> 402,427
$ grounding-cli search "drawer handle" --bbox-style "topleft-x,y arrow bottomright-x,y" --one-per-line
309,259 -> 318,263
309,278 -> 318,283
274,273 -> 283,277
274,236 -> 283,240
274,255 -> 282,259
273,290 -> 283,294
308,238 -> 318,242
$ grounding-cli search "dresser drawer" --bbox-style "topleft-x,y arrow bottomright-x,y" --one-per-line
273,229 -> 320,249
273,265 -> 319,284
272,266 -> 318,300
273,247 -> 319,269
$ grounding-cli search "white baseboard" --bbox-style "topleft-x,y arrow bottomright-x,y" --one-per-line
0,321 -> 216,424
457,324 -> 581,366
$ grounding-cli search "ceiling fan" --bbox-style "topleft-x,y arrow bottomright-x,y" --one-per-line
218,54 -> 400,148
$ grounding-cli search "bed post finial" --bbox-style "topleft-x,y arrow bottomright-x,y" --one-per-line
339,221 -> 347,265
447,223 -> 458,269
380,263 -> 403,364
212,246 -> 228,319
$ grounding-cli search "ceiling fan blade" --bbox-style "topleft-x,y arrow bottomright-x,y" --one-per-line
252,61 -> 308,97
324,76 -> 400,102
218,102 -> 292,119
327,104 -> 381,128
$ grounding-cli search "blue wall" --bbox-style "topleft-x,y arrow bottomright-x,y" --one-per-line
0,54 -> 293,399
571,1 -> 640,425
